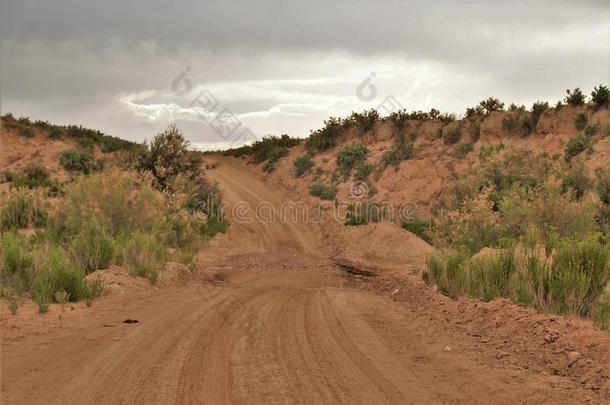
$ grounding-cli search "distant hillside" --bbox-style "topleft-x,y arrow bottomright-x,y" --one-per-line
0,114 -> 138,183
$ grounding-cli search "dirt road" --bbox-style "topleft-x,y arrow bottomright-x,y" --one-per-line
1,158 -> 605,404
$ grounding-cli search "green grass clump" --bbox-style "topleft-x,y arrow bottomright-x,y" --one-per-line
31,246 -> 104,313
564,135 -> 592,161
593,294 -> 610,330
444,126 -> 462,145
454,143 -> 474,159
401,220 -> 433,243
560,165 -> 591,201
18,126 -> 34,138
565,88 -> 586,106
591,85 -> 609,109
470,121 -> 481,142
501,114 -> 534,136
344,200 -> 389,226
383,134 -> 414,167
0,232 -> 34,293
122,233 -> 166,284
309,183 -> 337,200
293,153 -> 314,178
531,101 -> 549,127
584,124 -> 600,137
423,237 -> 610,318
59,149 -> 95,174
306,117 -> 345,154
336,143 -> 368,180
0,189 -> 47,231
574,113 -> 588,131
69,221 -> 114,273
8,163 -> 61,191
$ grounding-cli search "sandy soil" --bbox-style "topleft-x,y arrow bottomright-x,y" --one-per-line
1,157 -> 609,404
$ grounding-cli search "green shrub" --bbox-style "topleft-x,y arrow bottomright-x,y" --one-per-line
31,246 -> 103,310
10,163 -> 59,190
591,85 -> 609,109
137,125 -> 201,190
531,101 -> 549,127
50,168 -> 165,238
354,162 -> 373,182
439,113 -> 456,124
502,114 -> 534,136
0,189 -> 47,230
424,238 -> 610,318
47,126 -> 64,139
293,153 -> 314,177
345,200 -> 388,226
18,126 -> 34,138
336,143 -> 368,179
574,113 -> 588,131
309,183 -> 337,200
0,232 -> 34,292
59,149 -> 94,174
7,296 -> 19,315
466,250 -> 516,301
561,165 -> 591,201
262,159 -> 276,173
584,124 -> 600,137
235,135 -> 298,163
508,103 -> 526,112
383,134 -> 414,167
424,251 -> 469,298
564,135 -> 592,161
123,233 -> 166,284
454,143 -> 474,159
444,126 -> 462,145
477,97 -> 505,115
565,88 -> 586,106
593,293 -> 610,330
69,220 -> 114,273
76,137 -> 96,150
596,168 -> 610,205
260,146 -> 288,172
401,220 -> 433,243
385,109 -> 409,129
305,117 -> 345,154
551,239 -> 610,315
470,121 -> 481,142
349,110 -> 380,132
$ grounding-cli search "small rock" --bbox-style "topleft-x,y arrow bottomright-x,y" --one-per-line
567,351 -> 583,367
443,346 -> 452,352
544,334 -> 558,344
480,337 -> 490,343
497,351 -> 509,359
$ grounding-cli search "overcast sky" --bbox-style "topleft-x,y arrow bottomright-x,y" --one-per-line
1,1 -> 609,149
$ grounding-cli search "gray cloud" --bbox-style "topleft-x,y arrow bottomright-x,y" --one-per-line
1,0 -> 608,148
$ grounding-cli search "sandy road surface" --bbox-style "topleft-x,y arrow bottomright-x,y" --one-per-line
1,158 -> 604,404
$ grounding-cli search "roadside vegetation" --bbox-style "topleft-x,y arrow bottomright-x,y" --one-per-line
423,147 -> 610,329
223,134 -> 299,173
0,124 -> 224,314
1,113 -> 136,152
